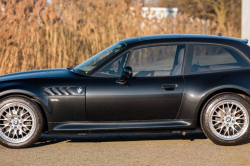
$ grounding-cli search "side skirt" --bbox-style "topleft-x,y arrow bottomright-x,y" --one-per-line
48,120 -> 196,133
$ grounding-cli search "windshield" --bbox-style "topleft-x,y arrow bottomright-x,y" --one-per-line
75,42 -> 126,73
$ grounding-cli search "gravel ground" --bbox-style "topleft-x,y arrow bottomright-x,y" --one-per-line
0,131 -> 250,166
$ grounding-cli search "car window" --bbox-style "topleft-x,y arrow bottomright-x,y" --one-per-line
95,52 -> 129,77
75,42 -> 126,74
129,45 -> 186,77
191,44 -> 249,73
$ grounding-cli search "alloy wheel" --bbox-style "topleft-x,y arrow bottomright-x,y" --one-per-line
208,100 -> 249,140
0,102 -> 36,144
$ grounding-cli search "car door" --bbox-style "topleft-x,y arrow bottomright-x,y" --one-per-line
86,44 -> 186,121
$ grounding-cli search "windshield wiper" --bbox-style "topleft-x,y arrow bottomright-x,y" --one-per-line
67,64 -> 78,72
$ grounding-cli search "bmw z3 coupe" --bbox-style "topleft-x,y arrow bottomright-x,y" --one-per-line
1,34 -> 250,148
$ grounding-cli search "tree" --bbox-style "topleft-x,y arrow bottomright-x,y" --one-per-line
146,0 -> 241,32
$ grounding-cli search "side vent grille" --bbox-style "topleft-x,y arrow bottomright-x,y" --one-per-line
43,87 -> 84,96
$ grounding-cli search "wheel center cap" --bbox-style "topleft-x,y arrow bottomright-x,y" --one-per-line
226,117 -> 231,122
14,120 -> 18,125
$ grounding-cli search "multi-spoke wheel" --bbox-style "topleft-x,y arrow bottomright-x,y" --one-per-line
209,100 -> 248,140
0,102 -> 36,143
202,94 -> 250,146
0,97 -> 43,148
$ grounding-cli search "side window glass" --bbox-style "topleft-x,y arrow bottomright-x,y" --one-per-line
129,45 -> 185,77
191,45 -> 249,73
95,52 -> 129,77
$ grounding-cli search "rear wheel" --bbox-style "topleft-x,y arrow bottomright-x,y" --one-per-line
0,97 -> 43,148
201,93 -> 250,146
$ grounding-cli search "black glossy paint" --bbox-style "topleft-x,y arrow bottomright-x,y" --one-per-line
86,76 -> 184,121
0,34 -> 250,134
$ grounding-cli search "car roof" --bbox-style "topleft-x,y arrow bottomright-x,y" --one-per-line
120,34 -> 248,45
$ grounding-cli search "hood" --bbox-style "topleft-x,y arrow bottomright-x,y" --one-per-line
0,68 -> 78,82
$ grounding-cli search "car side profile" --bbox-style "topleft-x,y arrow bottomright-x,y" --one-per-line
1,34 -> 250,148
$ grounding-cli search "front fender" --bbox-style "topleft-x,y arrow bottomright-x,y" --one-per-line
0,80 -> 52,121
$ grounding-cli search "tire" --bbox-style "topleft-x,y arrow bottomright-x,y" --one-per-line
201,93 -> 250,146
0,97 -> 43,148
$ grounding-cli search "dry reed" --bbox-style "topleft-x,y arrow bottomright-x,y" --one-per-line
0,0 -> 241,75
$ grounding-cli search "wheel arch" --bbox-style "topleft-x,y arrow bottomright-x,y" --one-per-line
196,88 -> 250,128
0,92 -> 48,132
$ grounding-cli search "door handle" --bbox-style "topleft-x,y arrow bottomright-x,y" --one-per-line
161,84 -> 178,90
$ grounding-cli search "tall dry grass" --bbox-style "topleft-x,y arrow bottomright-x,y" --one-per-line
0,0 -> 241,75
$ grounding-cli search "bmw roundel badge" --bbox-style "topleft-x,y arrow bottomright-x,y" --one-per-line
77,87 -> 83,94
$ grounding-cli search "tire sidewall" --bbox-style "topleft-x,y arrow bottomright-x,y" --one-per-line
0,97 -> 43,148
201,93 -> 250,146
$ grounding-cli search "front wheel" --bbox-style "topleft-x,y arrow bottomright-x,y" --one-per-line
201,93 -> 250,146
0,97 -> 43,148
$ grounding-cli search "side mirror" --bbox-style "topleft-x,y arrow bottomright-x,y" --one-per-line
116,67 -> 133,84
123,67 -> 133,78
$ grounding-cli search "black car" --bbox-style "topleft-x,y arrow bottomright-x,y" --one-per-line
1,34 -> 250,148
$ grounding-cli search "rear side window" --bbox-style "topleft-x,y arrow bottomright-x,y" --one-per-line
191,44 -> 249,73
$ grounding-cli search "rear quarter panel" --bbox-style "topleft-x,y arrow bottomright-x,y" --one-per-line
177,69 -> 250,121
